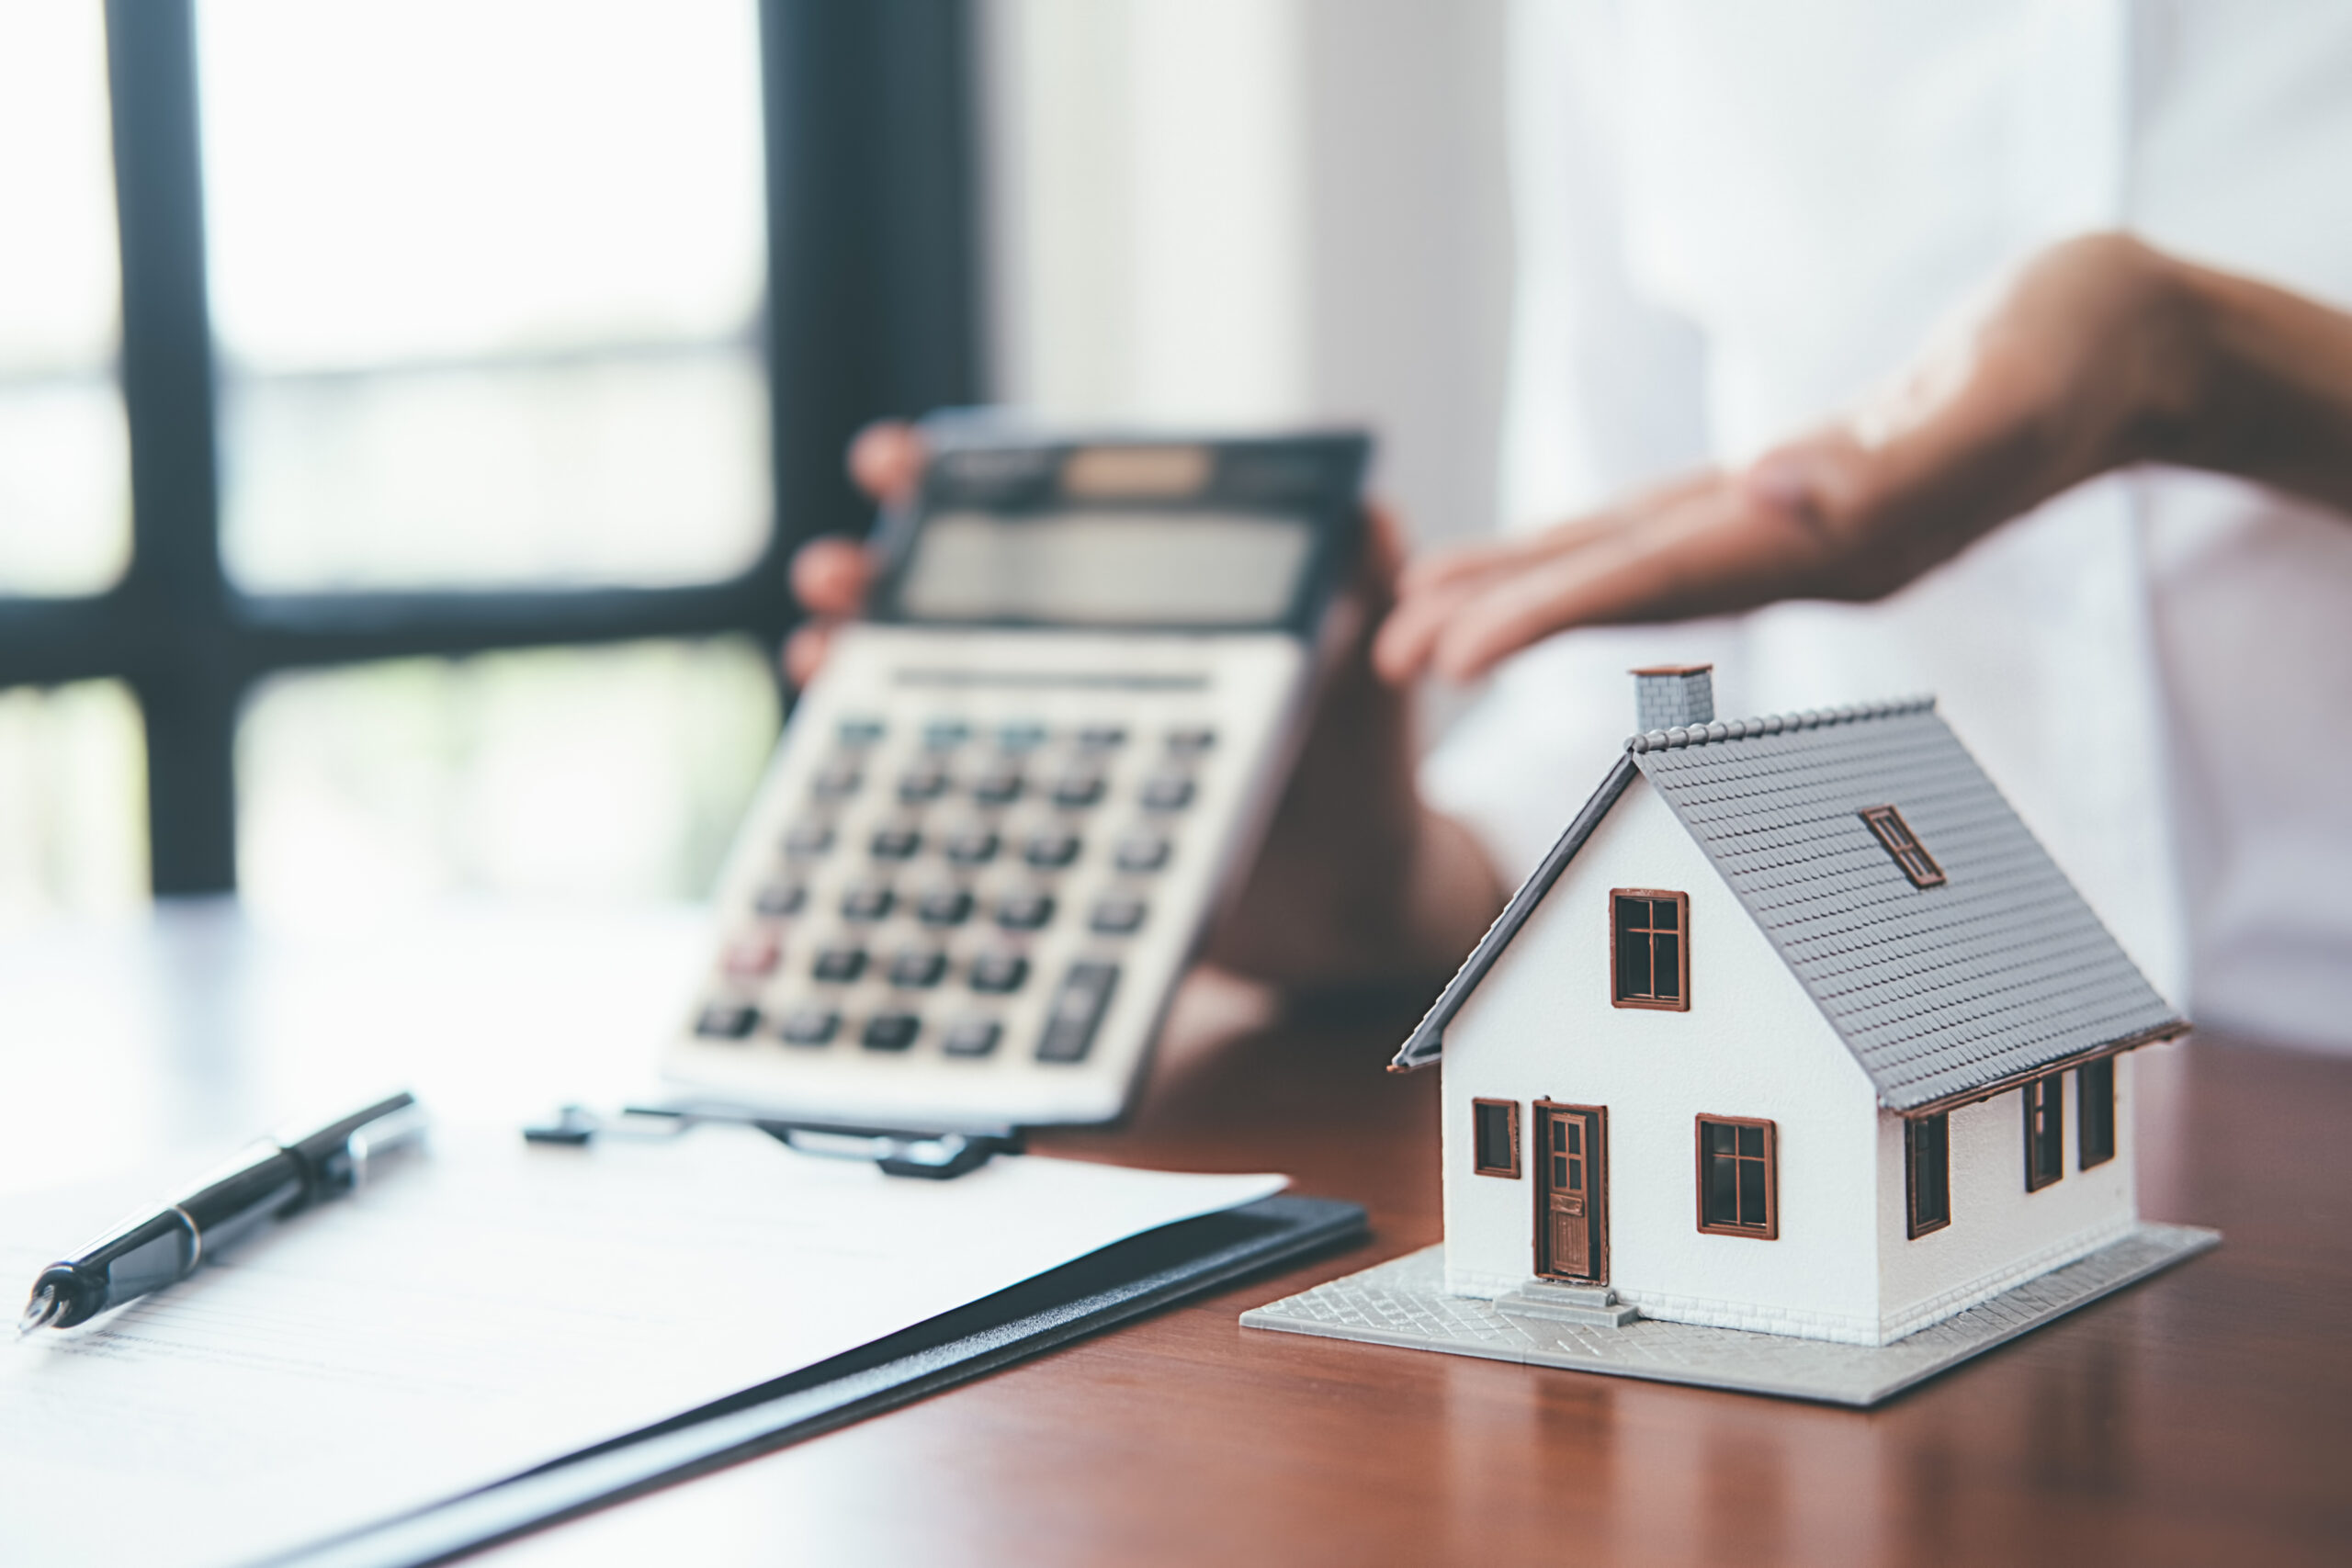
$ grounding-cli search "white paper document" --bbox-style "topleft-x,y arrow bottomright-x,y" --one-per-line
0,1124 -> 1283,1568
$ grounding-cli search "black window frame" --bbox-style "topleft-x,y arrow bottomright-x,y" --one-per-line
2024,1072 -> 2065,1191
2078,1055 -> 2117,1169
0,0 -> 983,895
1905,1111 -> 1950,1238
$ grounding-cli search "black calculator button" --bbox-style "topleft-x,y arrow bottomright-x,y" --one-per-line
841,886 -> 895,921
996,721 -> 1046,751
781,1007 -> 840,1045
812,764 -> 863,799
837,717 -> 886,747
812,946 -> 868,983
695,1004 -> 759,1040
968,953 -> 1030,994
923,719 -> 971,750
1139,774 -> 1194,811
941,1019 -> 1002,1057
1090,897 -> 1148,935
1037,962 -> 1119,1063
862,1012 -> 922,1051
898,766 -> 951,803
1165,727 -> 1216,754
943,829 -> 1000,866
996,893 -> 1056,931
971,769 -> 1023,806
1113,834 -> 1170,873
753,882 -> 808,916
889,950 -> 947,988
917,889 -> 974,926
1051,773 -> 1105,808
869,827 -> 922,860
1023,832 -> 1081,869
785,823 -> 835,858
1077,725 -> 1127,750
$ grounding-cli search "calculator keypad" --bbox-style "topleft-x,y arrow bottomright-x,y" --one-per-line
697,716 -> 1214,1072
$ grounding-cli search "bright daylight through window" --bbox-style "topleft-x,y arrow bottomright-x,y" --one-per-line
0,1 -> 148,923
199,0 -> 772,592
196,0 -> 780,910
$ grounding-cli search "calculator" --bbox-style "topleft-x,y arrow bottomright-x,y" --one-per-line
662,429 -> 1371,1131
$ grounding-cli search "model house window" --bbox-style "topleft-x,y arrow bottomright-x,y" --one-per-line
1695,1116 -> 1777,1237
2078,1057 -> 2117,1169
1611,890 -> 1690,1010
1471,1099 -> 1521,1178
2024,1073 -> 2064,1190
1905,1113 -> 1951,1237
1860,806 -> 1947,888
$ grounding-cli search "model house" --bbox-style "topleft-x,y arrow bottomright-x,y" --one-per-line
1390,667 -> 2187,1348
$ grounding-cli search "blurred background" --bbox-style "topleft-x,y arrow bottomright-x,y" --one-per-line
0,0 -> 1511,932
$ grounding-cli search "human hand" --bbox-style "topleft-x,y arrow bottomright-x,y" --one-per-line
1374,233 -> 2208,682
786,421 -> 1504,987
780,421 -> 924,687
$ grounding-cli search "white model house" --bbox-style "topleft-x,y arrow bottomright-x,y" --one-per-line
1390,667 -> 2187,1348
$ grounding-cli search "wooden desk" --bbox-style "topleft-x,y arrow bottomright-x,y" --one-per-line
3,907 -> 2345,1565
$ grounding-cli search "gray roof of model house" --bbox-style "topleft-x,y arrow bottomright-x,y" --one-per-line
1390,696 -> 2188,1113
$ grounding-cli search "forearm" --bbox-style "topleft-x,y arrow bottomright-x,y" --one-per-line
2160,257 -> 2352,515
1204,801 -> 1507,992
1385,807 -> 1511,982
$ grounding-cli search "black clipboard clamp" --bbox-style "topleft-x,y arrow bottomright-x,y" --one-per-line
523,1102 -> 1025,1180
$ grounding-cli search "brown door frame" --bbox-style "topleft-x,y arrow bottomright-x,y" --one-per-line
1532,1100 -> 1609,1284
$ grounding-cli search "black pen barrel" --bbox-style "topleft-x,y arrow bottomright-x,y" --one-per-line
22,1089 -> 421,1332
29,1143 -> 304,1328
176,1144 -> 307,1248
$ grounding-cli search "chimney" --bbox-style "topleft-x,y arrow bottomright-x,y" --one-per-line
1633,664 -> 1714,732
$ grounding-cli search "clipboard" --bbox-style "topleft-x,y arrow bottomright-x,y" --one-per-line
255,1194 -> 1366,1568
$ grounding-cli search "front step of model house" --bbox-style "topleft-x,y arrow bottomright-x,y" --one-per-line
1389,666 -> 2187,1348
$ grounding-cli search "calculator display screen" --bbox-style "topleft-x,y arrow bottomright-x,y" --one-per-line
895,510 -> 1317,626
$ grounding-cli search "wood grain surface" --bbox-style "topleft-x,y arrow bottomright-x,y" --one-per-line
3,911 -> 2337,1566
482,976 -> 2351,1568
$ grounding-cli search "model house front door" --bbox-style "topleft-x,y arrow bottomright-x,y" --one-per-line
1534,1101 -> 1608,1283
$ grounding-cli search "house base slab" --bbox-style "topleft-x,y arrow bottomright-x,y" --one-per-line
1239,1223 -> 2219,1407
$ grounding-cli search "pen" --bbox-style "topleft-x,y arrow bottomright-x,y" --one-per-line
16,1090 -> 427,1335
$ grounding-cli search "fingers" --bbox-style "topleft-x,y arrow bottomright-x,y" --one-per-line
1386,476 -> 1858,683
783,622 -> 836,688
847,421 -> 926,505
1373,569 -> 1499,683
789,536 -> 875,617
784,534 -> 879,691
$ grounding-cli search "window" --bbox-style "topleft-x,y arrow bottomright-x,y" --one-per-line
1611,889 -> 1690,1010
2078,1056 -> 2117,1169
1860,805 -> 1946,888
2024,1073 -> 2064,1191
201,0 -> 771,594
1695,1116 -> 1777,1237
0,4 -> 981,898
1471,1099 -> 1520,1178
1905,1113 -> 1950,1237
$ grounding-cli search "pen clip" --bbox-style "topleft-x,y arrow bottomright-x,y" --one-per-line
343,1101 -> 431,1190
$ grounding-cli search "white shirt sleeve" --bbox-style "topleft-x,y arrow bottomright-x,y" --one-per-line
1496,0 -> 1713,531
1426,0 -> 1733,884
